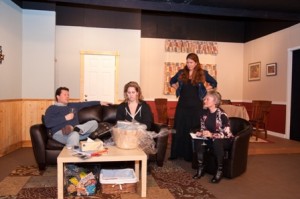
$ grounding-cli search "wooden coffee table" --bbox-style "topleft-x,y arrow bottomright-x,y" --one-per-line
57,146 -> 147,198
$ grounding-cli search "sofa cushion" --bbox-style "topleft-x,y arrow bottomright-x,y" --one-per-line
78,105 -> 102,124
102,105 -> 118,124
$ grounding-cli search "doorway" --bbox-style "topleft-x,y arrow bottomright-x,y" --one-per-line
290,49 -> 300,141
80,51 -> 119,103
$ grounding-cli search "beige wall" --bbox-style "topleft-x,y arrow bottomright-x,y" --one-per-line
1,0 -> 300,106
55,26 -> 141,100
141,38 -> 244,101
243,23 -> 300,104
0,0 -> 56,100
22,9 -> 56,99
0,0 -> 22,99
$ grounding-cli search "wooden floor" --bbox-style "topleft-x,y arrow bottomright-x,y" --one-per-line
248,134 -> 300,155
1,135 -> 300,199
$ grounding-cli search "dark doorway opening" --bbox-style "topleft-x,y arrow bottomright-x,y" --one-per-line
290,49 -> 300,141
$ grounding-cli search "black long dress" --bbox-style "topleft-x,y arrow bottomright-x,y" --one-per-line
170,80 -> 203,161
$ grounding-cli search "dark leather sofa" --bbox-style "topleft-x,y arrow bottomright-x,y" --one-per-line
192,117 -> 253,179
30,104 -> 169,170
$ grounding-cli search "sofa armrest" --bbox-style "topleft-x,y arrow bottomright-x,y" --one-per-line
151,123 -> 168,133
30,124 -> 48,169
150,123 -> 169,167
155,132 -> 169,167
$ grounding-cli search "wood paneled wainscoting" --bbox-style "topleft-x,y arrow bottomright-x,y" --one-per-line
0,99 -> 54,157
0,99 -> 287,157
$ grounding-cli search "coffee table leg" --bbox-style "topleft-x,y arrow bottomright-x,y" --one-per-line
141,157 -> 147,197
57,160 -> 63,199
134,160 -> 139,179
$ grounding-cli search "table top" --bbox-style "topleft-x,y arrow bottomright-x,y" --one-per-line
57,146 -> 147,163
220,104 -> 250,121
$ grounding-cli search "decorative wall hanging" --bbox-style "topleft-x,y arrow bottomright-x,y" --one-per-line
266,63 -> 277,76
165,39 -> 218,55
248,62 -> 261,81
0,46 -> 4,64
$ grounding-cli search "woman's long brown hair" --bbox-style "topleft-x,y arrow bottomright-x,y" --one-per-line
180,53 -> 205,85
123,81 -> 144,103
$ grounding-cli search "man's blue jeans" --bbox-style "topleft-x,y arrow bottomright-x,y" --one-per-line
53,120 -> 98,148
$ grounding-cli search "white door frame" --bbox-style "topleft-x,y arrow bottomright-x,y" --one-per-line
80,50 -> 119,103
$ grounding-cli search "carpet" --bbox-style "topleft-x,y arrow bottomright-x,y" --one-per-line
0,163 -> 215,199
150,162 -> 216,199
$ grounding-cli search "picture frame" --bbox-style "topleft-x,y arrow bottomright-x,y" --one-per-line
248,62 -> 261,81
0,46 -> 4,64
266,63 -> 277,76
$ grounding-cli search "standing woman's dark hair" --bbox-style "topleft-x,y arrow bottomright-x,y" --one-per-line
180,53 -> 206,85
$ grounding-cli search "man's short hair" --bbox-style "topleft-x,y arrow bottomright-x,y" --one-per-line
55,87 -> 69,101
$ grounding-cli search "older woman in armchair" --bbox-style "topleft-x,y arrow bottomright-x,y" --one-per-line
193,90 -> 234,183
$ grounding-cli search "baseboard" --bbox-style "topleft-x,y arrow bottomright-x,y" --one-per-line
267,131 -> 286,138
22,140 -> 32,147
0,142 -> 22,157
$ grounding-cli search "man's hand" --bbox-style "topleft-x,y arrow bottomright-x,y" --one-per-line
100,101 -> 111,106
65,113 -> 74,121
62,125 -> 73,135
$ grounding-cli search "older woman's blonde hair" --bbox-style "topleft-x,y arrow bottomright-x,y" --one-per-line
204,90 -> 222,107
123,81 -> 144,102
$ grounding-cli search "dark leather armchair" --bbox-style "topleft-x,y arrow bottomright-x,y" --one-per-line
30,104 -> 169,170
192,117 -> 252,179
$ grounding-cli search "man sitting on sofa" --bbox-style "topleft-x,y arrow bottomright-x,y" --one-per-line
44,86 -> 110,148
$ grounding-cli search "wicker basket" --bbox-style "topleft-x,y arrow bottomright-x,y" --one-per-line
100,168 -> 138,194
112,126 -> 139,149
101,183 -> 137,194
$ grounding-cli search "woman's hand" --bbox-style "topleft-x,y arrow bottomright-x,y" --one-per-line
202,130 -> 212,138
171,83 -> 179,89
204,82 -> 213,91
195,131 -> 203,137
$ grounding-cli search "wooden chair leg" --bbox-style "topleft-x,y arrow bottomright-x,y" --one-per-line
264,128 -> 267,139
255,124 -> 259,141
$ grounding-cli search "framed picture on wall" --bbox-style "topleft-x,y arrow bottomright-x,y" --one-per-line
266,63 -> 277,76
248,62 -> 261,81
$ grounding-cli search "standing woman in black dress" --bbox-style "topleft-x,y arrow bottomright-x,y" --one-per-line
169,53 -> 217,161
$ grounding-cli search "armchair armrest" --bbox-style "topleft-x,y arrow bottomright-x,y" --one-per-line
226,125 -> 252,178
231,128 -> 251,161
